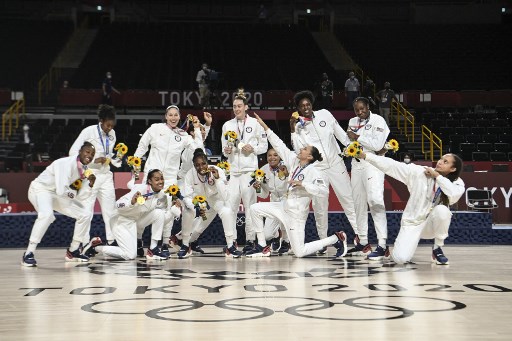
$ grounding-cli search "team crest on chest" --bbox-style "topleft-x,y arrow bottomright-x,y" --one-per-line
297,174 -> 305,181
365,124 -> 372,130
245,127 -> 253,133
108,135 -> 114,141
319,121 -> 326,127
175,135 -> 182,142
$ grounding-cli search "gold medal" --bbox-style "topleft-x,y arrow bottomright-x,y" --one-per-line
238,142 -> 246,150
137,196 -> 145,205
104,158 -> 111,165
84,169 -> 93,178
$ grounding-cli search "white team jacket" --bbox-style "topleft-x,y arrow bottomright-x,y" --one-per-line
258,163 -> 288,202
115,183 -> 168,220
267,129 -> 328,221
181,165 -> 229,210
291,109 -> 351,170
347,112 -> 390,169
365,153 -> 465,226
69,124 -> 121,173
30,155 -> 93,200
177,126 -> 211,180
135,123 -> 201,183
221,115 -> 268,174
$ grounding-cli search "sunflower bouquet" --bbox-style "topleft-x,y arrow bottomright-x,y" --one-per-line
192,195 -> 210,221
70,179 -> 82,191
249,169 -> 267,193
164,184 -> 184,201
385,139 -> 399,153
341,141 -> 363,161
113,142 -> 128,161
216,161 -> 231,178
127,156 -> 142,180
224,130 -> 238,148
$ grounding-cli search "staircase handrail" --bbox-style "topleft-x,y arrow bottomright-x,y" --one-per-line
391,99 -> 415,142
1,98 -> 26,141
421,125 -> 443,161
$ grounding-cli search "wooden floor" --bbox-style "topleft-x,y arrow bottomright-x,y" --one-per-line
3,245 -> 512,340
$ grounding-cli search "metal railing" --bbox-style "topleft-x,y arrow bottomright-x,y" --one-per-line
1,98 -> 26,141
390,99 -> 415,142
38,67 -> 61,105
421,125 -> 443,161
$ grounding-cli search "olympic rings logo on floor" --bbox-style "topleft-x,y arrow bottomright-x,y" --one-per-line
81,296 -> 466,322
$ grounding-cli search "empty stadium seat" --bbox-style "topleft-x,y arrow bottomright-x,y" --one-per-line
472,151 -> 489,161
490,152 -> 508,162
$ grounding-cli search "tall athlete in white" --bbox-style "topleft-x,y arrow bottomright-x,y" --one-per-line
290,90 -> 357,254
246,113 -> 348,258
134,105 -> 203,255
22,143 -> 97,266
356,151 -> 465,265
69,104 -> 120,246
221,93 -> 268,253
346,97 -> 390,259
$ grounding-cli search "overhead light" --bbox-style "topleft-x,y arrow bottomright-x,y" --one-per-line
97,5 -> 102,11
306,9 -> 311,14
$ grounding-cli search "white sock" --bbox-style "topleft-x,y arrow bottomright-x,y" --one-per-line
150,239 -> 158,249
359,238 -> 368,245
26,242 -> 38,254
379,239 -> 387,249
69,240 -> 81,252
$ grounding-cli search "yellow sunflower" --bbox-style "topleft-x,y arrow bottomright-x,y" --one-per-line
254,169 -> 265,177
133,157 -> 142,167
385,139 -> 399,152
193,195 -> 206,205
71,179 -> 82,191
346,146 -> 358,157
165,185 -> 179,196
223,162 -> 231,171
120,145 -> 128,154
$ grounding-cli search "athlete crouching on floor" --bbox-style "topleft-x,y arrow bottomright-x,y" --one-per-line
355,151 -> 464,265
246,113 -> 348,258
85,169 -> 180,261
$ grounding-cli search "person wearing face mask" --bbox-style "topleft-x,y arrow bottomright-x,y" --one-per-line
196,63 -> 211,108
134,105 -> 203,257
403,154 -> 412,164
102,71 -> 120,105
346,97 -> 390,260
375,81 -> 397,125
22,142 -> 97,267
221,91 -> 268,254
344,71 -> 360,109
290,90 -> 357,256
69,104 -> 121,247
318,72 -> 334,110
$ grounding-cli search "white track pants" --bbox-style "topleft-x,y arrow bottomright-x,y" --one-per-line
185,200 -> 235,246
313,161 -> 357,239
101,210 -> 164,260
226,172 -> 257,241
251,202 -> 336,258
392,205 -> 452,264
350,162 -> 387,243
28,185 -> 92,246
81,172 -> 117,242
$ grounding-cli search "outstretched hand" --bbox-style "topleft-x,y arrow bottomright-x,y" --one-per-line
252,112 -> 269,131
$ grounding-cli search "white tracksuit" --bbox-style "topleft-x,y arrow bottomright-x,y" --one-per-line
221,115 -> 268,241
364,154 -> 465,264
69,124 -> 121,242
347,113 -> 390,245
291,109 -> 357,239
177,126 -> 211,181
251,130 -> 336,258
135,124 -> 202,240
100,184 -> 178,260
27,155 -> 94,247
257,163 -> 289,241
180,166 -> 235,246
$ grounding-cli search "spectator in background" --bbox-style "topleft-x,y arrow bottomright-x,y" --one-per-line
102,71 -> 120,105
257,4 -> 268,23
196,63 -> 211,108
344,71 -> 360,109
403,153 -> 412,164
375,81 -> 397,125
362,78 -> 376,111
318,73 -> 333,110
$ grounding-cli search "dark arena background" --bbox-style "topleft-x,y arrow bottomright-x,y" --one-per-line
1,0 -> 511,339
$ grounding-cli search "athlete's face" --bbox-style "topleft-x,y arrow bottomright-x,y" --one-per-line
298,146 -> 313,163
435,154 -> 457,176
267,149 -> 281,168
233,99 -> 248,120
165,108 -> 180,128
297,98 -> 313,118
79,146 -> 95,165
353,101 -> 370,120
194,156 -> 209,175
148,171 -> 164,192
100,119 -> 115,134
